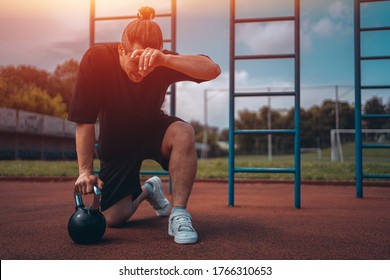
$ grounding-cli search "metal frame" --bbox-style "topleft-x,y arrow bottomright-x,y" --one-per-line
90,0 -> 177,190
229,0 -> 301,208
354,0 -> 390,198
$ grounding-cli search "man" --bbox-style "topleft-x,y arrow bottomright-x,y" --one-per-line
67,6 -> 221,244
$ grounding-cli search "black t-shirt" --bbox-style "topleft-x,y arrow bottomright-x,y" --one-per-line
68,43 -> 204,159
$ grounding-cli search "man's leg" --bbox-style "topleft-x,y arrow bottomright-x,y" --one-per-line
161,121 -> 197,208
161,121 -> 198,244
103,186 -> 149,227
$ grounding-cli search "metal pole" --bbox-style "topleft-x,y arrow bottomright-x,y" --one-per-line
354,0 -> 363,198
228,0 -> 236,207
89,0 -> 95,47
294,0 -> 301,209
170,0 -> 177,117
335,85 -> 344,162
267,93 -> 272,161
202,89 -> 208,159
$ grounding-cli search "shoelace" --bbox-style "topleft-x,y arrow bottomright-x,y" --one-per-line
173,214 -> 194,232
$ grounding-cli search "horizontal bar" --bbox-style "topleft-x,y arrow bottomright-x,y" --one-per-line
362,114 -> 390,118
140,170 -> 169,175
361,55 -> 390,60
361,26 -> 390,32
234,167 -> 295,174
93,39 -> 172,46
363,174 -> 390,180
234,129 -> 296,135
234,91 -> 296,97
235,16 -> 295,24
362,143 -> 390,149
360,0 -> 390,3
361,85 -> 390,89
94,169 -> 169,175
235,54 -> 295,60
95,13 -> 171,21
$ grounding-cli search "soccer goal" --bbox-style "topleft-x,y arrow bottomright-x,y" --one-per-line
331,129 -> 390,162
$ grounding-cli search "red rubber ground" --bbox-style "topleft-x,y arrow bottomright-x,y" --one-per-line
0,179 -> 389,260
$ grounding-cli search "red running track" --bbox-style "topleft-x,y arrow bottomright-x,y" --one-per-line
0,179 -> 389,260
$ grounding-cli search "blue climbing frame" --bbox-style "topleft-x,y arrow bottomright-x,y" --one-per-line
89,0 -> 177,191
354,0 -> 390,198
228,0 -> 301,208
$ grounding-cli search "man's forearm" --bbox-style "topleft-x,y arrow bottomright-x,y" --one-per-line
163,54 -> 221,81
76,123 -> 96,174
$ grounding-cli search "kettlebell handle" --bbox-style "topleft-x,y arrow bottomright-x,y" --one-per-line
74,185 -> 102,211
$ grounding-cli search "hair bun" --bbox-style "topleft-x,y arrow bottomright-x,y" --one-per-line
137,6 -> 155,20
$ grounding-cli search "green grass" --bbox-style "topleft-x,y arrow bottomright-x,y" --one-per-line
0,153 -> 389,181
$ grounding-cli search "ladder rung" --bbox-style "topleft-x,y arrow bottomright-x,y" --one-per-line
362,144 -> 390,149
235,167 -> 295,174
363,173 -> 390,180
362,114 -> 390,118
361,26 -> 390,32
361,55 -> 390,60
360,0 -> 390,3
95,13 -> 171,21
234,91 -> 295,97
235,54 -> 295,60
235,16 -> 295,24
234,129 -> 296,135
361,85 -> 390,90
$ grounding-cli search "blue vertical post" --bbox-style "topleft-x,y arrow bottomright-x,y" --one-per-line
228,0 -> 236,207
294,0 -> 301,208
354,0 -> 363,198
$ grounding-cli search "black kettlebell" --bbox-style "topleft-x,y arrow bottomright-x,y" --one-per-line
68,186 -> 106,244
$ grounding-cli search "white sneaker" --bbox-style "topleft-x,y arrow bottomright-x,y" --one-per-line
145,176 -> 170,217
168,209 -> 198,244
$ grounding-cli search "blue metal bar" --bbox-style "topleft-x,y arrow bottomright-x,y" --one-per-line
235,16 -> 295,24
228,0 -> 236,207
362,143 -> 390,149
235,54 -> 295,60
95,13 -> 172,21
140,171 -> 169,175
234,91 -> 296,97
354,0 -> 363,198
235,168 -> 295,174
234,129 -> 296,135
294,0 -> 301,209
361,26 -> 390,32
363,174 -> 390,179
362,114 -> 390,118
361,85 -> 390,89
361,55 -> 390,60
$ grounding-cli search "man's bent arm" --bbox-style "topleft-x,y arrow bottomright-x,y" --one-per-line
163,54 -> 221,81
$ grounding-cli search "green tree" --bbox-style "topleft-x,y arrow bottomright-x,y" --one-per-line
4,84 -> 67,117
47,59 -> 78,107
364,96 -> 386,129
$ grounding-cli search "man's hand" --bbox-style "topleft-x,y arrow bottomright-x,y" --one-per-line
74,172 -> 104,195
130,48 -> 165,76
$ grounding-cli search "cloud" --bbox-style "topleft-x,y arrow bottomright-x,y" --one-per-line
236,21 -> 294,55
312,18 -> 337,37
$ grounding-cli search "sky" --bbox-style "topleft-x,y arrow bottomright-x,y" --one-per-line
0,0 -> 389,129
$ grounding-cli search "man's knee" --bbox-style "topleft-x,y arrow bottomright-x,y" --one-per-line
171,122 -> 195,146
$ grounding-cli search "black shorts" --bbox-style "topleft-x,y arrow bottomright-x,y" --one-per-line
98,115 -> 183,211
